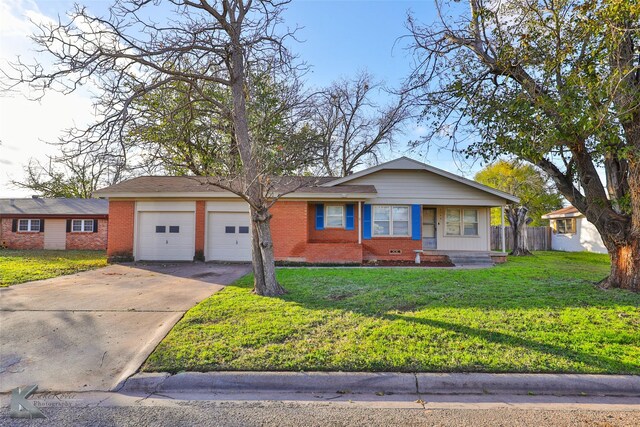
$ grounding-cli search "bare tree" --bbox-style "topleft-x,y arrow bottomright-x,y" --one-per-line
13,151 -> 125,198
310,72 -> 412,177
2,0 -> 315,296
407,0 -> 640,291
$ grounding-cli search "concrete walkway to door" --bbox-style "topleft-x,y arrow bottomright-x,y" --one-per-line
0,262 -> 251,392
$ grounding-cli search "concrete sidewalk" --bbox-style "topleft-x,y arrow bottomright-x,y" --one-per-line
120,372 -> 640,397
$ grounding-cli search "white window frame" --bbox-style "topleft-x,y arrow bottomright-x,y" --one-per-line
372,205 -> 410,237
325,205 -> 345,228
445,208 -> 479,236
72,219 -> 94,233
18,219 -> 40,232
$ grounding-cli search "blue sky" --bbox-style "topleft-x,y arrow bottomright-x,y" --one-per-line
0,0 -> 478,198
283,1 -> 432,89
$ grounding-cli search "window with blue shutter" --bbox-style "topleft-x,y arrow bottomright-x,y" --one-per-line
345,204 -> 355,230
411,204 -> 421,240
315,203 -> 324,230
362,204 -> 372,240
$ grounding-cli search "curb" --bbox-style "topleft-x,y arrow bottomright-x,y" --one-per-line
119,372 -> 640,397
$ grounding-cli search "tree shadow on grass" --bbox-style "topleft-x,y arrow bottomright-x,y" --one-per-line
258,273 -> 640,374
382,313 -> 640,374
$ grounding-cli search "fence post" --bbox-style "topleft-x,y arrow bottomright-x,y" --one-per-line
500,206 -> 506,253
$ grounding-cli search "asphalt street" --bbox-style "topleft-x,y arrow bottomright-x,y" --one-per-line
0,392 -> 638,426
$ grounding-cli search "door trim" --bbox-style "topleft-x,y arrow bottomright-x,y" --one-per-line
422,207 -> 437,250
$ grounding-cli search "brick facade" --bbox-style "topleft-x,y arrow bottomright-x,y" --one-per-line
106,201 -> 135,260
0,217 -> 107,250
0,218 -> 44,249
362,238 -> 422,261
257,200 -> 425,263
66,219 -> 108,250
269,200 -> 308,260
101,198 -> 446,264
194,201 -> 205,261
307,203 -> 359,243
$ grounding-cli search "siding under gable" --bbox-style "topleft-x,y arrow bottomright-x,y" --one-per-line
343,169 -> 508,206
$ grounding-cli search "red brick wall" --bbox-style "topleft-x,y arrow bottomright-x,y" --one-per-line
363,238 -> 422,261
107,201 -> 135,259
307,203 -> 358,243
195,201 -> 205,259
0,218 -> 44,249
269,200 -> 308,260
66,219 -> 108,250
305,243 -> 362,263
270,201 -> 364,263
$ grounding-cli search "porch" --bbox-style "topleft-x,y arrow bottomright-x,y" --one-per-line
419,250 -> 508,266
300,201 -> 509,264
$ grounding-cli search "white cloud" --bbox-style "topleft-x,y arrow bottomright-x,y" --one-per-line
0,0 -> 93,197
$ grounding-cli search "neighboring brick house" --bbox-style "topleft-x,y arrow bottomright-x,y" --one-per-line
0,198 -> 108,250
93,157 -> 519,264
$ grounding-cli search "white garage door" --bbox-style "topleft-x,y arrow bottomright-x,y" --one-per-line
137,211 -> 195,261
207,212 -> 252,261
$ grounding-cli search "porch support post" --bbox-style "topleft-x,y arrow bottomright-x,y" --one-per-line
358,201 -> 362,244
500,205 -> 506,253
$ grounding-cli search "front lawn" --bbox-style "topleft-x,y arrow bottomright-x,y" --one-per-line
0,250 -> 107,287
144,251 -> 640,374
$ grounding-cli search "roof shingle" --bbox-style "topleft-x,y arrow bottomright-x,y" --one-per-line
93,176 -> 376,196
0,198 -> 108,216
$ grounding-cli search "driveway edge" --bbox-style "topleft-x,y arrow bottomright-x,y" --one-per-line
111,313 -> 185,391
120,372 -> 640,397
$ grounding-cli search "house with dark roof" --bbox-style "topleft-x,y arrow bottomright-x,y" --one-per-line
542,206 -> 607,254
0,198 -> 108,250
94,157 -> 519,265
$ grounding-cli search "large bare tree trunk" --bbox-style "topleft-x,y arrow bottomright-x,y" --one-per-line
597,159 -> 640,292
250,212 -> 266,293
226,16 -> 285,297
602,240 -> 640,292
506,205 -> 532,256
252,207 -> 285,296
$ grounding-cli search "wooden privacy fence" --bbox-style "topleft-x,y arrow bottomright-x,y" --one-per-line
490,226 -> 551,251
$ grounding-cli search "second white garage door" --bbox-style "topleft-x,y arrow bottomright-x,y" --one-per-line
137,211 -> 195,261
207,212 -> 252,261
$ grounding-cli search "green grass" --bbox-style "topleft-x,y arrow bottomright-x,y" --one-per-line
0,250 -> 107,286
144,251 -> 640,374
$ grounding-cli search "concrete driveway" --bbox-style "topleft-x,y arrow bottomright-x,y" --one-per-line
0,262 -> 251,392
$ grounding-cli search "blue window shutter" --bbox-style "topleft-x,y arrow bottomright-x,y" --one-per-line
345,204 -> 355,230
315,204 -> 324,230
411,204 -> 421,240
363,204 -> 372,240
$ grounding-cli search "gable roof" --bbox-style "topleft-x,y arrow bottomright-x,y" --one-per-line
0,198 -> 108,216
93,176 -> 377,198
324,157 -> 520,203
541,206 -> 582,219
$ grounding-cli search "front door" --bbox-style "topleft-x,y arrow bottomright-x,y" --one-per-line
422,207 -> 437,250
44,219 -> 66,250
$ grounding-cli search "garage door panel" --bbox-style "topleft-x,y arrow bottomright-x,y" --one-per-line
207,212 -> 251,261
138,212 -> 195,261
